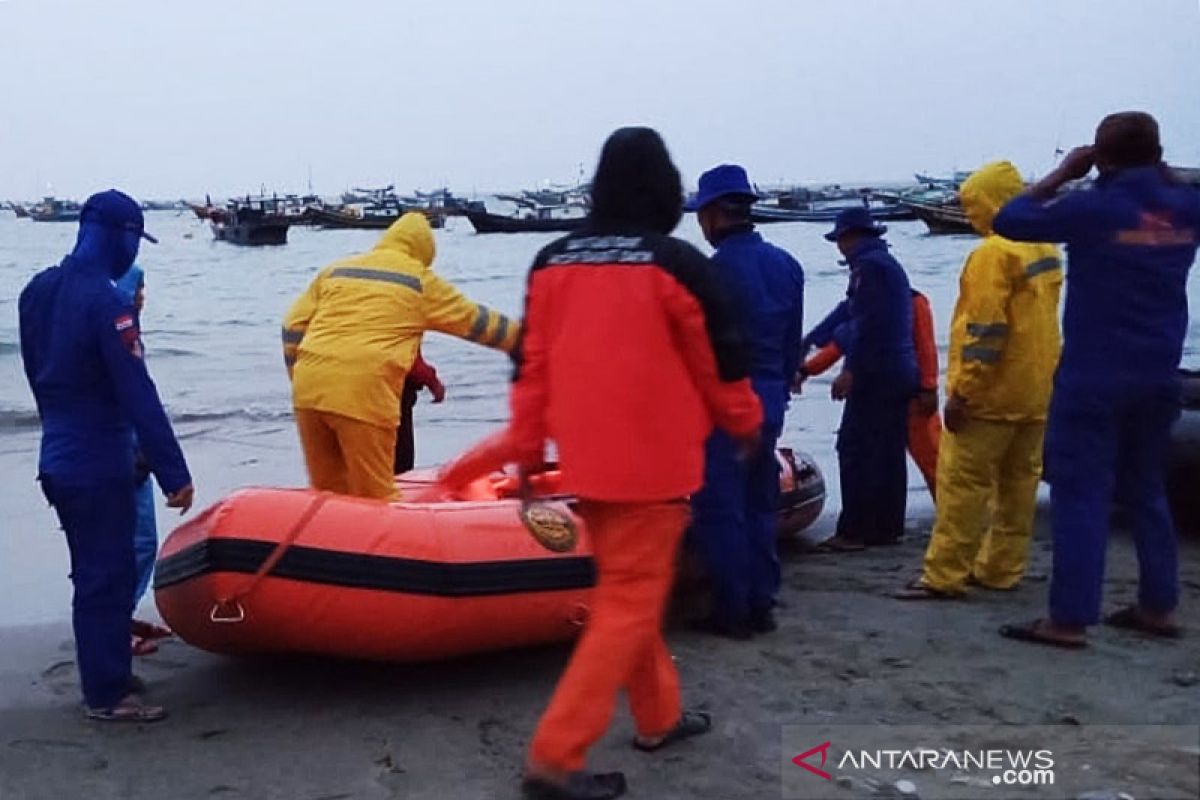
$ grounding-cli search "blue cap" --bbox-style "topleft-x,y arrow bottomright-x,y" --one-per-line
80,189 -> 158,244
823,207 -> 887,241
684,164 -> 759,212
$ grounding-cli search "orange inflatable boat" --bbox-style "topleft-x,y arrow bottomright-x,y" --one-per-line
155,448 -> 824,663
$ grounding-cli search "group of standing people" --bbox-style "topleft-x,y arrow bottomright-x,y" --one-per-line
16,111 -> 1199,800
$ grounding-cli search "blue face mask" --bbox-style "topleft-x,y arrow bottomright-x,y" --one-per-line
121,229 -> 142,268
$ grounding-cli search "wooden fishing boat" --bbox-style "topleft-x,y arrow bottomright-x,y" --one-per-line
309,205 -> 445,230
211,197 -> 290,246
749,203 -> 915,224
901,199 -> 975,235
28,197 -> 82,222
466,207 -> 586,234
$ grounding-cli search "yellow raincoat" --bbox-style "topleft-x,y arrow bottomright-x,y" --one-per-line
948,162 -> 1063,421
919,162 -> 1063,593
282,212 -> 519,498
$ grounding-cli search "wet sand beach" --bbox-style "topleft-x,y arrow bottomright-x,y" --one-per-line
2,485 -> 1197,799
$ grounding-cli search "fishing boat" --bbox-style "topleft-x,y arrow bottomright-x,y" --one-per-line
900,198 -> 975,235
211,196 -> 291,246
154,447 -> 824,662
28,197 -> 82,222
749,201 -> 915,224
466,204 -> 587,234
309,204 -> 445,230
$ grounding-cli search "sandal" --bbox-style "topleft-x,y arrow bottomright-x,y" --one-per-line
893,580 -> 960,601
523,771 -> 626,800
131,635 -> 159,656
85,694 -> 166,723
633,710 -> 712,752
131,619 -> 173,640
999,619 -> 1086,650
811,536 -> 866,553
1104,606 -> 1182,639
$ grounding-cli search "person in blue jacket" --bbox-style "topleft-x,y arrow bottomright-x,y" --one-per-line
686,164 -> 805,638
800,208 -> 918,550
113,265 -> 174,656
994,112 -> 1200,649
19,190 -> 195,721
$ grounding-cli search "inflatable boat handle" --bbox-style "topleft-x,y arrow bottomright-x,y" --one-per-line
211,492 -> 333,623
210,600 -> 246,624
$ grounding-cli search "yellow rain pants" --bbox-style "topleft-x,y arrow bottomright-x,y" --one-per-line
295,408 -> 398,501
920,418 -> 1045,592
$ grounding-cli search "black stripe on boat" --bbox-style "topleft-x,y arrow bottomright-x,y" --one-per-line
154,538 -> 596,596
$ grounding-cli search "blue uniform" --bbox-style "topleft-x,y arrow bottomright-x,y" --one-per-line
995,167 -> 1200,626
806,237 -> 917,544
19,213 -> 189,710
690,226 -> 804,630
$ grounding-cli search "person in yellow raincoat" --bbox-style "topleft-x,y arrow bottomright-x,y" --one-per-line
896,161 -> 1062,599
282,212 -> 519,500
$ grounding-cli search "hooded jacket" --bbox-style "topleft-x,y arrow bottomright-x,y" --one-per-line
948,161 -> 1063,421
19,223 -> 190,492
283,212 -> 519,429
995,165 -> 1200,386
509,127 -> 762,501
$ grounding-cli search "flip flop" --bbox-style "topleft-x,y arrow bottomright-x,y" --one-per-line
1104,606 -> 1182,639
811,536 -> 866,553
893,580 -> 960,601
85,694 -> 166,723
633,710 -> 712,752
998,619 -> 1086,650
131,635 -> 159,656
130,620 -> 173,640
523,771 -> 626,800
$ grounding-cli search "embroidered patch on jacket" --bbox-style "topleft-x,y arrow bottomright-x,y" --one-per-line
1116,212 -> 1197,246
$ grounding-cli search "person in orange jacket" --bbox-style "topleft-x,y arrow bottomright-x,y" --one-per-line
511,127 -> 763,800
798,289 -> 942,500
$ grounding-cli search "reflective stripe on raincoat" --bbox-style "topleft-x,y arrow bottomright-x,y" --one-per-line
283,212 -> 518,428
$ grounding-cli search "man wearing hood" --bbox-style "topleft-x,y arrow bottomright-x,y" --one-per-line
685,164 -> 805,639
994,113 -> 1200,647
802,209 -> 918,550
283,212 -> 518,500
19,190 -> 194,722
896,162 -> 1063,600
511,128 -> 762,800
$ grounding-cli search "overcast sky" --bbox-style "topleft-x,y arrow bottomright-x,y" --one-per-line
1,0 -> 1197,200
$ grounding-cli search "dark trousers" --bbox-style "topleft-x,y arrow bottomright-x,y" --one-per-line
1046,378 -> 1181,626
690,381 -> 784,627
41,476 -> 136,710
836,385 -> 910,544
393,384 -> 419,474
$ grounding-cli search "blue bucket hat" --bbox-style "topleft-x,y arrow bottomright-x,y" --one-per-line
823,207 -> 887,241
683,164 -> 759,212
80,189 -> 158,244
